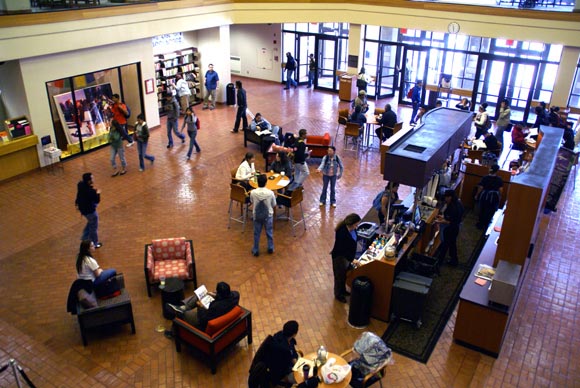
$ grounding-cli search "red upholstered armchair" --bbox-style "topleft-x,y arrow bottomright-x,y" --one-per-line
144,237 -> 197,297
306,132 -> 331,158
172,305 -> 252,374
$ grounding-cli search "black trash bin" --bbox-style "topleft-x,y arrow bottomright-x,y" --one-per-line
348,276 -> 373,328
226,83 -> 236,105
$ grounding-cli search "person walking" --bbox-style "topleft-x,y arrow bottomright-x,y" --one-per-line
109,93 -> 134,147
284,52 -> 298,89
109,120 -> 127,176
331,213 -> 361,303
435,189 -> 464,266
75,172 -> 102,248
181,107 -> 201,160
317,146 -> 344,208
203,64 -> 219,110
134,113 -> 155,171
175,74 -> 191,114
231,80 -> 248,133
291,129 -> 310,188
495,99 -> 511,143
164,92 -> 185,148
410,80 -> 423,125
250,174 -> 277,257
307,53 -> 316,88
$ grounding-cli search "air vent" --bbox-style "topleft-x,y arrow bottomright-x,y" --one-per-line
404,145 -> 426,153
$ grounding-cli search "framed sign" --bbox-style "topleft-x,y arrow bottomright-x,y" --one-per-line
145,78 -> 155,95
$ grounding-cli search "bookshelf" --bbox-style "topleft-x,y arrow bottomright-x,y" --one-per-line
154,48 -> 202,115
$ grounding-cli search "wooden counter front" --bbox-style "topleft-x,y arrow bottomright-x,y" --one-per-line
346,232 -> 417,322
0,135 -> 40,181
339,75 -> 358,102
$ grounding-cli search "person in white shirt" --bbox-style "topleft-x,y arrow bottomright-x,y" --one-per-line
250,174 -> 277,256
235,152 -> 256,190
175,74 -> 192,114
75,240 -> 116,287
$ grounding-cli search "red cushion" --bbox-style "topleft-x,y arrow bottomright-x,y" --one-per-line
205,306 -> 244,336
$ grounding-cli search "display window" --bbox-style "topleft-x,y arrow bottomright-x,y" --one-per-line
46,63 -> 142,159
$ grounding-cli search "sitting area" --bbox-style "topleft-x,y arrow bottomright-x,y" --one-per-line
306,132 -> 332,158
244,127 -> 284,156
144,237 -> 197,297
172,305 -> 252,374
74,273 -> 136,346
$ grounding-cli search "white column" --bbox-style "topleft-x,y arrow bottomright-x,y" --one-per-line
551,46 -> 580,107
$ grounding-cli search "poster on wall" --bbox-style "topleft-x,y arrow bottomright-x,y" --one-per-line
53,83 -> 113,145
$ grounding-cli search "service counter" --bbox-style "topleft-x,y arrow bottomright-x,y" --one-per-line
0,135 -> 40,181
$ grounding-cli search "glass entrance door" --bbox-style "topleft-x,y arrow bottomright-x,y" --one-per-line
474,57 -> 539,123
316,36 -> 338,90
375,43 -> 400,98
298,35 -> 315,85
399,47 -> 430,105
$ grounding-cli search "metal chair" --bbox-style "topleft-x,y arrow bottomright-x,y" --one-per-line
340,347 -> 389,388
335,108 -> 350,144
344,122 -> 362,151
276,186 -> 306,236
228,183 -> 250,232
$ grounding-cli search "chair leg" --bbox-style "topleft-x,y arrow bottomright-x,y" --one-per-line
300,203 -> 306,231
289,207 -> 296,237
242,204 -> 247,233
227,199 -> 233,229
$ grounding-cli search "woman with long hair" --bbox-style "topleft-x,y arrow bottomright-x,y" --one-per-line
76,240 -> 116,286
270,151 -> 292,178
235,152 -> 256,190
330,213 -> 361,303
109,119 -> 127,176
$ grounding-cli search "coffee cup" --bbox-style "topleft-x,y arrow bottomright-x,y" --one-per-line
302,364 -> 310,380
281,171 -> 285,176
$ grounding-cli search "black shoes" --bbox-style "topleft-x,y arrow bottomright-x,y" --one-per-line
253,251 -> 259,257
335,295 -> 347,303
164,330 -> 173,339
446,259 -> 459,267
267,248 -> 274,254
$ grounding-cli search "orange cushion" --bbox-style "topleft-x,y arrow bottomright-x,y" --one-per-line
205,306 -> 244,336
306,133 -> 331,146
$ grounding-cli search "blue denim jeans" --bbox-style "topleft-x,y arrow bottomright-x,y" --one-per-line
93,268 -> 117,287
137,140 -> 155,169
293,162 -> 310,186
252,216 -> 274,254
308,70 -> 315,88
411,101 -> 420,123
110,146 -> 126,169
320,174 -> 337,205
81,211 -> 99,245
167,118 -> 184,146
286,69 -> 297,88
187,130 -> 201,157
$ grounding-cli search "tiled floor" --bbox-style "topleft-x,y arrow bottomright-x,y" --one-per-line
0,78 -> 578,387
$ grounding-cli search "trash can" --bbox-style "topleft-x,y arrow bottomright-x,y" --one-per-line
348,276 -> 373,328
226,83 -> 236,105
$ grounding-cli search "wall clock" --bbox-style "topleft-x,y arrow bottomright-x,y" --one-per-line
448,22 -> 460,34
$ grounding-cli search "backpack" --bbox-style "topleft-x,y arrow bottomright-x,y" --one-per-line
254,199 -> 269,222
356,78 -> 367,89
406,87 -> 414,99
123,104 -> 131,119
372,190 -> 385,211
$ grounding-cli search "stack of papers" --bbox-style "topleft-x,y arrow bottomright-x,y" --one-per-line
255,130 -> 272,136
194,285 -> 214,309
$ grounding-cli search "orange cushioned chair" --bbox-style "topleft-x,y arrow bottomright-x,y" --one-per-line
144,237 -> 197,297
172,305 -> 252,374
306,132 -> 331,158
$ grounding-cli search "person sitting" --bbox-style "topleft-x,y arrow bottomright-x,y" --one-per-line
473,103 -> 489,139
349,105 -> 367,139
347,332 -> 392,388
257,320 -> 300,387
166,281 -> 240,333
455,97 -> 470,111
250,112 -> 280,141
351,90 -> 369,113
376,103 -> 397,141
483,131 -> 500,153
76,240 -> 116,288
270,151 -> 293,178
235,152 -> 256,190
511,124 -> 527,151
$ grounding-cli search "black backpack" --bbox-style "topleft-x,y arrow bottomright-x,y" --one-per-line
254,199 -> 269,222
124,104 -> 131,119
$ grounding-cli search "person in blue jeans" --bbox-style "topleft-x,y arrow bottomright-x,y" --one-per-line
284,52 -> 298,89
250,174 -> 277,257
75,172 -> 102,248
181,107 -> 201,160
134,113 -> 155,171
317,146 -> 344,208
410,80 -> 423,124
76,240 -> 116,286
164,93 -> 185,148
307,53 -> 316,88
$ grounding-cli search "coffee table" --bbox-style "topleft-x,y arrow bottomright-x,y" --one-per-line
292,352 -> 352,388
161,277 -> 185,319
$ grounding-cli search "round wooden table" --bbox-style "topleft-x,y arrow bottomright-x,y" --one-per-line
248,171 -> 290,191
293,352 -> 352,388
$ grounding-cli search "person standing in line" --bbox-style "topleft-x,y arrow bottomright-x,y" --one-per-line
109,120 -> 127,176
284,52 -> 298,90
164,92 -> 185,148
475,164 -> 503,230
317,146 -> 344,208
175,74 -> 191,114
134,113 -> 155,171
291,129 -> 310,187
110,93 -> 134,147
495,99 -> 511,144
356,67 -> 369,93
250,174 -> 277,257
307,53 -> 316,88
75,172 -> 102,248
455,97 -> 470,111
181,107 -> 201,160
473,103 -> 489,139
203,64 -> 219,110
435,189 -> 464,267
231,80 -> 248,133
331,213 -> 361,303
410,80 -> 423,125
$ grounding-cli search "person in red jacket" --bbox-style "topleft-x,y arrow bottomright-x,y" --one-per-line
110,93 -> 134,146
511,124 -> 527,151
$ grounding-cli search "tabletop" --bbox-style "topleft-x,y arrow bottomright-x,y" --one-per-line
293,352 -> 352,388
249,171 -> 290,191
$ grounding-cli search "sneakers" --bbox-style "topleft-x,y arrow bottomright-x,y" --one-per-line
120,170 -> 127,176
319,202 -> 325,206
111,170 -> 120,177
94,242 -> 102,249
202,106 -> 209,110
139,168 -> 144,172
166,303 -> 185,315
231,130 -> 238,133
210,106 -> 215,110
126,142 -> 134,148
252,251 -> 259,257
331,203 -> 337,208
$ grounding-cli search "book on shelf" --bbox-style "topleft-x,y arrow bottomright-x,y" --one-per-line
194,285 -> 214,309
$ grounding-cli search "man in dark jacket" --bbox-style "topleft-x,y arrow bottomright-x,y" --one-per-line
435,190 -> 464,266
75,172 -> 101,248
376,103 -> 398,141
167,281 -> 240,331
284,52 -> 298,89
267,320 -> 300,385
232,80 -> 248,133
475,164 -> 503,230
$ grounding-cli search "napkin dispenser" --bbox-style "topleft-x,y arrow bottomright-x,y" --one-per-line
488,260 -> 521,307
